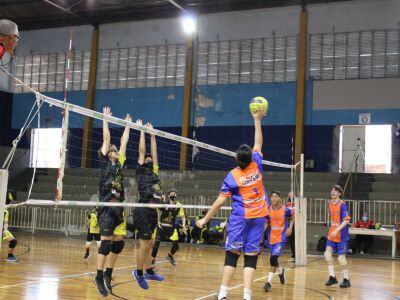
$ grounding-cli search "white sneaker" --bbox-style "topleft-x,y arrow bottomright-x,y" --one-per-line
360,251 -> 365,255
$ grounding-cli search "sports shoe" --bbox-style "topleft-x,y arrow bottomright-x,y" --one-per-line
279,268 -> 285,284
133,270 -> 149,290
263,281 -> 272,292
166,254 -> 176,266
93,277 -> 109,297
360,251 -> 365,255
325,276 -> 338,286
339,278 -> 351,288
83,253 -> 90,260
6,255 -> 17,262
144,271 -> 165,281
103,274 -> 112,294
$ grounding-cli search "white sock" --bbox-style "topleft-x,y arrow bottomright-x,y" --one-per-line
328,265 -> 335,277
343,269 -> 349,280
218,285 -> 229,300
243,288 -> 252,300
279,266 -> 284,275
268,272 -> 275,283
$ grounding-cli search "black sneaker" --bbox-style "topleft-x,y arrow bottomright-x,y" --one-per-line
279,268 -> 285,284
166,254 -> 176,266
264,281 -> 272,292
83,253 -> 89,260
325,276 -> 338,286
339,278 -> 351,288
93,276 -> 108,297
103,274 -> 112,294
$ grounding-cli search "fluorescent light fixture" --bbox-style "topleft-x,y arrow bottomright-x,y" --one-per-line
181,14 -> 196,34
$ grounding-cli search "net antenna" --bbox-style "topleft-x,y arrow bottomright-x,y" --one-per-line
56,30 -> 73,201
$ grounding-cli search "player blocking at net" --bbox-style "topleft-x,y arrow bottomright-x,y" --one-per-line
196,107 -> 269,300
94,107 -> 131,297
133,120 -> 165,289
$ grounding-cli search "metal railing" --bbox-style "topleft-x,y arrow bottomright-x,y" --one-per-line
307,198 -> 398,226
8,198 -> 399,235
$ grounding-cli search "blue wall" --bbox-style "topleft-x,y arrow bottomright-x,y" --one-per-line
10,80 -> 400,171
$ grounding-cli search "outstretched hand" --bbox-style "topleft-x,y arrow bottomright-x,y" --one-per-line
125,114 -> 132,123
251,109 -> 266,121
103,106 -> 112,117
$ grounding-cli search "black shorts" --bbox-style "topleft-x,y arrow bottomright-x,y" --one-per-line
98,207 -> 125,237
133,207 -> 157,240
87,231 -> 101,242
156,226 -> 175,241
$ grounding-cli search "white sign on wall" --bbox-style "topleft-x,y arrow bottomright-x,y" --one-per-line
359,113 -> 371,125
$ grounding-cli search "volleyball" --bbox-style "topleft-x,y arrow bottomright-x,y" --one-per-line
249,96 -> 268,114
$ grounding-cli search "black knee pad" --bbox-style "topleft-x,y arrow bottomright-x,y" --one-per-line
111,240 -> 125,254
244,254 -> 258,269
270,255 -> 279,267
9,239 -> 17,249
224,251 -> 240,268
171,241 -> 179,255
151,240 -> 161,258
98,240 -> 113,256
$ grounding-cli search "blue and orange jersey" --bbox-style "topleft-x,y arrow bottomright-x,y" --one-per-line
219,151 -> 269,219
266,205 -> 292,245
328,199 -> 351,243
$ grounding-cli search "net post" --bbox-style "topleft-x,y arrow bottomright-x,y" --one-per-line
295,153 -> 307,266
0,169 -> 9,255
56,106 -> 69,201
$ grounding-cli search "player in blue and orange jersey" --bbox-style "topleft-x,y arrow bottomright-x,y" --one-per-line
196,109 -> 268,300
263,191 -> 293,292
324,184 -> 351,288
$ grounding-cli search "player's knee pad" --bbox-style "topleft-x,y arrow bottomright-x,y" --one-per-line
98,240 -> 112,256
151,240 -> 161,258
244,254 -> 258,269
324,249 -> 333,263
224,251 -> 240,268
85,241 -> 91,247
270,255 -> 279,267
96,241 -> 101,248
338,255 -> 347,266
171,241 -> 179,255
111,240 -> 125,254
9,239 -> 17,249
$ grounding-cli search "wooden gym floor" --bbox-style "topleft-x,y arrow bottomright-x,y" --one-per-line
0,234 -> 399,300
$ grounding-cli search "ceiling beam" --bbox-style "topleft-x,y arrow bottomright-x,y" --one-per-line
42,0 -> 89,23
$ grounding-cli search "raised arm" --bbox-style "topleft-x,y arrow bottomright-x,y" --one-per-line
137,119 -> 145,165
251,110 -> 265,153
147,123 -> 158,167
120,114 -> 131,156
100,107 -> 112,156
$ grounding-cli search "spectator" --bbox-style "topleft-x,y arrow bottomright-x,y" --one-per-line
349,212 -> 375,255
286,193 -> 295,261
178,218 -> 191,243
204,219 -> 227,245
191,209 -> 209,244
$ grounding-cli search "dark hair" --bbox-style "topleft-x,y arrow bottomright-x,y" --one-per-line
168,188 -> 177,195
236,144 -> 252,169
332,184 -> 343,194
270,190 -> 281,198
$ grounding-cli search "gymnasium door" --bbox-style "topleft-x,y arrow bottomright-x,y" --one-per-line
340,125 -> 365,173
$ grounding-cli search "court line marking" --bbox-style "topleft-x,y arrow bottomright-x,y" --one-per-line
0,260 -> 169,290
191,257 -> 400,300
